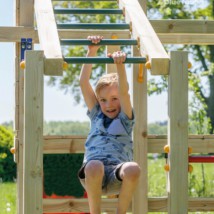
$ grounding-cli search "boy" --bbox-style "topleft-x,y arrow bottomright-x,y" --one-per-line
78,35 -> 141,214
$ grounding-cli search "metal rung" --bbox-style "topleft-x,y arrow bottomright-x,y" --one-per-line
64,57 -> 146,64
54,9 -> 123,14
61,39 -> 137,46
57,23 -> 130,30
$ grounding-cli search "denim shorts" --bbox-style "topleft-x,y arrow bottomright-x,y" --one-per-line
78,160 -> 124,195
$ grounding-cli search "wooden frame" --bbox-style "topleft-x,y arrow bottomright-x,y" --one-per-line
3,0 -> 214,214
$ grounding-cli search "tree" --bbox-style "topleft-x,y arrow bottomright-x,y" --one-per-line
0,125 -> 16,181
147,0 -> 213,133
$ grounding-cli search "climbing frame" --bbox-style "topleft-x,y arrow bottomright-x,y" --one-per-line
1,0 -> 214,213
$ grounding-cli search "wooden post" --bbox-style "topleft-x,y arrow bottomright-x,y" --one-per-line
15,1 -> 34,214
132,46 -> 148,214
23,51 -> 44,214
167,51 -> 188,213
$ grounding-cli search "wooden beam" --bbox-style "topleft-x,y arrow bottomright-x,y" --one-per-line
43,135 -> 214,154
43,197 -> 214,213
132,46 -> 148,213
23,51 -> 44,214
158,34 -> 214,45
1,26 -> 214,44
34,0 -> 63,76
151,20 -> 214,34
167,51 -> 188,214
118,0 -> 169,75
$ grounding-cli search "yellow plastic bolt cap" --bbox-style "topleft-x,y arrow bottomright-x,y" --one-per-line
164,164 -> 170,172
10,147 -> 15,154
188,164 -> 193,173
145,61 -> 151,70
164,145 -> 170,153
20,61 -> 26,69
188,147 -> 193,154
63,61 -> 68,70
111,34 -> 118,39
188,62 -> 192,69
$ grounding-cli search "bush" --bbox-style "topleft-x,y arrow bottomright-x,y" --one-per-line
0,126 -> 16,181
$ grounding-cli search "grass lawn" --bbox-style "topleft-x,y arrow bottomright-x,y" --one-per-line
0,182 -> 16,214
1,158 -> 213,214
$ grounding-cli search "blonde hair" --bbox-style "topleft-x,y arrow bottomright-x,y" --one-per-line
95,73 -> 118,96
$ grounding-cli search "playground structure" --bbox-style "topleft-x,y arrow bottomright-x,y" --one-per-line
1,0 -> 214,213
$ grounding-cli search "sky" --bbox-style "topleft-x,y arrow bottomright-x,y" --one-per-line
0,0 -> 169,124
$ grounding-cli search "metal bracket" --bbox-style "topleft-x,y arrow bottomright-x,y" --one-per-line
21,38 -> 32,61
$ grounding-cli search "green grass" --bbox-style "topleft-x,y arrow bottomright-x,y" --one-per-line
1,158 -> 214,214
0,182 -> 16,214
148,157 -> 214,214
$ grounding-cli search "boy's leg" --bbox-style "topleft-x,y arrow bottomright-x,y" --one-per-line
117,162 -> 141,214
84,160 -> 104,214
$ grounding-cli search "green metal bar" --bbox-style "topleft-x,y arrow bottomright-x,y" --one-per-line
57,23 -> 130,30
61,39 -> 137,46
54,9 -> 123,14
64,57 -> 146,64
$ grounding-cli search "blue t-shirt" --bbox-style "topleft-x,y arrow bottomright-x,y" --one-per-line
83,104 -> 135,164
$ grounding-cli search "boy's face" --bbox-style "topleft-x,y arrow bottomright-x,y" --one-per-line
97,84 -> 121,119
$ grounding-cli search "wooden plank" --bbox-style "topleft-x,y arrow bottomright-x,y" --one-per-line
2,27 -> 214,44
158,33 -> 214,45
43,198 -> 119,213
34,0 -> 63,76
167,51 -> 188,214
43,135 -> 214,154
118,0 -> 169,75
188,198 -> 214,212
151,19 -> 214,34
43,197 -> 214,213
132,46 -> 148,213
23,51 -> 44,214
0,27 -> 130,42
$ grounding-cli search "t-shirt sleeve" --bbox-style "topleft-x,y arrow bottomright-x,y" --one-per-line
118,110 -> 135,135
87,103 -> 100,120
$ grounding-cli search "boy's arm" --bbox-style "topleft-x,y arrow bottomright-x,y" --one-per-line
111,51 -> 133,119
79,36 -> 103,111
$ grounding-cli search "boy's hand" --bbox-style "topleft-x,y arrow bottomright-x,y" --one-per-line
87,35 -> 103,54
108,51 -> 126,64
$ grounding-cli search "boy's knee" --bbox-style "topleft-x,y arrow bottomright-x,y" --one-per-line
122,162 -> 141,181
85,160 -> 104,178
